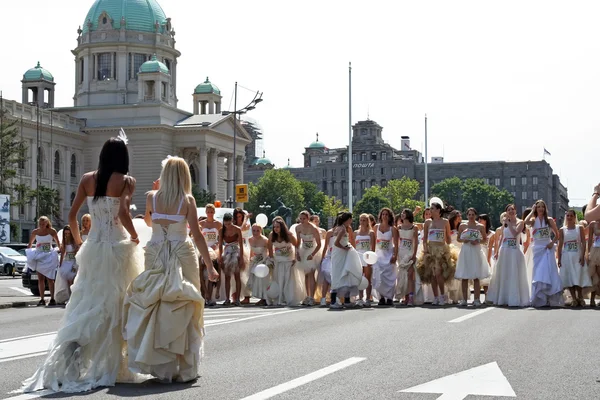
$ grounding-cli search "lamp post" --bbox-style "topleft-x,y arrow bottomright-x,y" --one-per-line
259,202 -> 271,212
222,83 -> 263,204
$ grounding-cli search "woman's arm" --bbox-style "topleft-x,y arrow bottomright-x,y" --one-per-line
557,228 -> 564,267
27,229 -> 37,248
334,228 -> 347,250
59,244 -> 65,266
456,224 -> 467,243
50,228 -> 61,248
267,233 -> 274,258
411,226 -> 418,260
69,175 -> 90,246
117,177 -> 139,242
423,221 -> 430,253
444,220 -> 452,245
144,192 -> 154,227
585,189 -> 600,222
311,224 -> 322,258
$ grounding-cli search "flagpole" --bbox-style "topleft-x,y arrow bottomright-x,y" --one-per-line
424,114 -> 429,208
348,62 -> 353,213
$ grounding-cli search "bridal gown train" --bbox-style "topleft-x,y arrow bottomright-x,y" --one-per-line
19,197 -> 145,393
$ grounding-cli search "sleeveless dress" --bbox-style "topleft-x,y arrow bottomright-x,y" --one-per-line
355,233 -> 372,267
25,234 -> 59,280
58,244 -> 78,281
588,228 -> 600,293
486,226 -> 530,307
396,227 -> 416,298
417,227 -> 456,285
455,227 -> 490,280
296,233 -> 318,273
330,232 -> 363,298
19,197 -> 145,393
319,237 -> 334,284
559,226 -> 591,289
523,227 -> 534,287
418,230 -> 435,303
238,226 -> 253,298
247,245 -> 270,300
272,241 -> 304,305
529,219 -> 563,307
372,228 -> 397,300
123,195 -> 204,383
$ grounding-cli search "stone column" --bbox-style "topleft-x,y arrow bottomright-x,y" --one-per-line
226,154 -> 234,201
193,99 -> 199,114
209,100 -> 214,115
22,87 -> 28,104
65,149 -> 71,212
199,147 -> 208,191
37,85 -> 45,108
209,148 -> 218,195
236,155 -> 244,207
154,79 -> 161,102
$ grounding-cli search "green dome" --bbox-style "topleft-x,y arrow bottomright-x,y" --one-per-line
23,62 -> 54,82
82,0 -> 168,34
194,77 -> 221,95
308,141 -> 325,149
139,54 -> 169,74
255,158 -> 273,166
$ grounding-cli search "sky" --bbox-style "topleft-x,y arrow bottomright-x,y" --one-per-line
0,0 -> 598,206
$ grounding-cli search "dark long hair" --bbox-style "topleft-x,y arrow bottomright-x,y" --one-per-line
448,210 -> 462,230
222,213 -> 233,240
378,207 -> 394,226
336,212 -> 352,227
233,207 -> 244,227
94,138 -> 129,201
272,217 -> 291,242
521,208 -> 532,233
478,214 -> 492,234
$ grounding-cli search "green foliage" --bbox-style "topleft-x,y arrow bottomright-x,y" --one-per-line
432,177 -> 514,227
431,177 -> 463,209
321,195 -> 347,228
353,186 -> 390,221
0,102 -> 28,211
192,186 -> 216,207
576,210 -> 584,222
246,169 -> 305,224
9,222 -> 18,241
300,181 -> 327,228
29,186 -> 62,225
384,177 -> 424,216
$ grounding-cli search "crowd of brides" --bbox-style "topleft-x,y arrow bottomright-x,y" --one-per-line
192,197 -> 600,309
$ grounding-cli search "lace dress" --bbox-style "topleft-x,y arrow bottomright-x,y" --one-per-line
19,197 -> 145,393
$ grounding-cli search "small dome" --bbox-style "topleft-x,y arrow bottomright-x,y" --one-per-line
82,0 -> 168,34
308,141 -> 325,149
282,158 -> 292,169
23,62 -> 54,82
255,157 -> 273,165
194,77 -> 221,95
139,54 -> 169,74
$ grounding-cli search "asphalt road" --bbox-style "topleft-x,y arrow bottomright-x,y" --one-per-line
0,303 -> 599,400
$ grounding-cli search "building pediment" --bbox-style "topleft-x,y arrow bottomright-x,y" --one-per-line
176,113 -> 251,143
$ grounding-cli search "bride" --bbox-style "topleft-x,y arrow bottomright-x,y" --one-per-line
123,156 -> 217,382
19,134 -> 145,393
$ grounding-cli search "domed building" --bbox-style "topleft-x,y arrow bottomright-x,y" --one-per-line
2,0 -> 250,240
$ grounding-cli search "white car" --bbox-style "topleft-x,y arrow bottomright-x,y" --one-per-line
0,246 -> 27,275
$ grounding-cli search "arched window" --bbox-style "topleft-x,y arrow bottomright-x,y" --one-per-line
70,154 -> 77,178
189,164 -> 197,185
54,151 -> 61,176
70,192 -> 76,206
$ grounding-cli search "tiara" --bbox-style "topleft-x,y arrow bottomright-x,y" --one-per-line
161,155 -> 174,168
117,128 -> 129,145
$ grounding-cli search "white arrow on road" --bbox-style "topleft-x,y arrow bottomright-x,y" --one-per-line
399,362 -> 516,400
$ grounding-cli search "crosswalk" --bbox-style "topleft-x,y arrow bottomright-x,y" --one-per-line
0,307 -> 301,365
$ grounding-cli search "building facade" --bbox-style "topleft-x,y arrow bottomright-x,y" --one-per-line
245,119 -> 570,224
2,0 -> 249,241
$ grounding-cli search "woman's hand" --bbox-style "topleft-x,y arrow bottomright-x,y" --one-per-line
131,236 -> 140,245
207,265 -> 219,282
545,242 -> 553,250
152,179 -> 160,190
238,255 -> 244,269
307,253 -> 314,260
579,255 -> 585,267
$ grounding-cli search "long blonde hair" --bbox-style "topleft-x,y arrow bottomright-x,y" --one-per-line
38,216 -> 51,229
156,156 -> 192,210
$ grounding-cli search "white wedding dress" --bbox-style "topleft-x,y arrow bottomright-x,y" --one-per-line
19,197 -> 145,393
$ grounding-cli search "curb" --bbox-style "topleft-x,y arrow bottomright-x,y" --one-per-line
0,300 -> 39,309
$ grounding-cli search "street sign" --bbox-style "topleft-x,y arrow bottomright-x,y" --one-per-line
399,362 -> 516,400
236,184 -> 249,203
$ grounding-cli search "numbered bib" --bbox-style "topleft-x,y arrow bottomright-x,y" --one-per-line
564,240 -> 579,253
400,239 -> 413,250
38,243 -> 51,253
461,229 -> 480,241
302,240 -> 315,249
356,239 -> 371,251
503,237 -> 518,249
533,227 -> 550,240
203,231 -> 218,243
66,252 -> 76,261
428,229 -> 444,242
377,239 -> 391,250
275,246 -> 291,258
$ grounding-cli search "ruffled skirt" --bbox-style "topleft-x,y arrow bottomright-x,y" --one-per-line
560,250 -> 591,289
124,239 -> 204,382
247,254 -> 271,300
26,247 -> 59,280
19,239 -> 145,393
272,259 -> 305,306
455,244 -> 490,280
416,244 -> 457,285
296,246 -> 318,273
222,244 -> 241,276
530,245 -> 563,307
487,247 -> 530,307
331,247 -> 363,298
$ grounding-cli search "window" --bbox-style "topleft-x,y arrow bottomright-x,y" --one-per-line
189,164 -> 197,184
161,82 -> 167,100
323,169 -> 327,178
381,179 -> 387,187
361,180 -> 367,192
533,191 -> 538,200
322,181 -> 327,192
361,152 -> 366,161
511,192 -> 516,198
522,176 -> 527,186
331,169 -> 336,177
371,152 -> 377,161
484,178 -> 490,185
381,152 -> 387,161
163,58 -> 171,71
97,53 -> 111,81
70,154 -> 77,178
370,179 -> 376,187
342,154 -> 347,162
331,181 -> 336,193
102,17 -> 107,24
533,176 -> 538,185
381,167 -> 386,175
352,181 -> 357,195
494,178 -> 500,186
352,153 -> 357,161
79,58 -> 84,84
341,168 -> 346,177
70,192 -> 76,206
510,177 -> 516,186
391,167 -> 397,175
522,191 -> 527,200
370,168 -> 375,175
130,53 -> 147,80
18,190 -> 25,215
54,151 -> 60,176
342,181 -> 346,193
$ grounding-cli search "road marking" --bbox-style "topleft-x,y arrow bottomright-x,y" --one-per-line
207,309 -> 303,327
0,352 -> 48,364
448,307 -> 494,323
4,389 -> 55,400
0,332 -> 57,344
9,287 -> 32,296
239,357 -> 366,400
205,318 -> 237,325
400,361 -> 516,400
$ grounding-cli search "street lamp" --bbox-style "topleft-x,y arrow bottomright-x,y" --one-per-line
222,82 -> 264,205
259,202 -> 271,212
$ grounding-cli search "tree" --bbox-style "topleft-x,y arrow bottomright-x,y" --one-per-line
0,98 -> 28,210
431,177 -> 464,209
383,177 -> 424,216
353,186 -> 390,221
455,178 -> 513,227
246,169 -> 305,224
321,195 -> 347,228
29,186 -> 62,225
192,186 -> 216,207
300,181 -> 326,216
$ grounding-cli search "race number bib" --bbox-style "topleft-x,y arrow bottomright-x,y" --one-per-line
66,252 -> 76,261
428,229 -> 444,242
502,237 -> 518,249
377,239 -> 390,250
400,239 -> 413,250
275,246 -> 291,258
461,229 -> 480,241
203,231 -> 217,243
356,239 -> 371,251
564,241 -> 579,253
533,227 -> 550,240
302,240 -> 315,249
38,243 -> 51,253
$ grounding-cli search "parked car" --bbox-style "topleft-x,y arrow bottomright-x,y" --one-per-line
0,246 -> 27,276
22,269 -> 48,296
